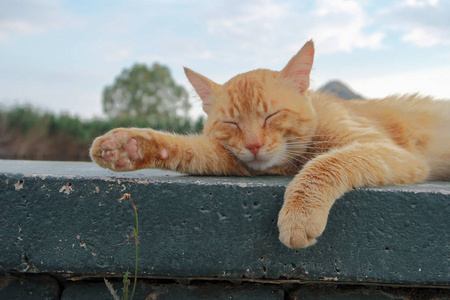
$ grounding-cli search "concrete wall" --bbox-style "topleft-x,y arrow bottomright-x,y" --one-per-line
1,160 -> 449,299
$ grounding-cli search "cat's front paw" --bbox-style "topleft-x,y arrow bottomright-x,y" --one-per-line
90,128 -> 165,172
277,199 -> 328,249
90,130 -> 142,171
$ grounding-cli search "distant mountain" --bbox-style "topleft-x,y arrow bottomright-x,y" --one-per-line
317,80 -> 364,100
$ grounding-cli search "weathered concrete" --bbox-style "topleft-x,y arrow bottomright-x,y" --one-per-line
1,160 -> 449,289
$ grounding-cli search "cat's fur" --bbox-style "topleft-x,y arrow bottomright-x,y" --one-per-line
90,40 -> 450,249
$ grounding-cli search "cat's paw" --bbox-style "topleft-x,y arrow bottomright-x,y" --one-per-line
90,128 -> 163,172
277,200 -> 328,249
90,130 -> 141,171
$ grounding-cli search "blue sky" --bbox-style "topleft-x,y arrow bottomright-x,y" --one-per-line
1,0 -> 449,119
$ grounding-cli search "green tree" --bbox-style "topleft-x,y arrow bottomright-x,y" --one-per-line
102,63 -> 191,124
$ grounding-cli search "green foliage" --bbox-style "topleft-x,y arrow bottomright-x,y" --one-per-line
122,271 -> 130,299
1,105 -> 43,134
0,105 -> 203,161
103,63 -> 191,121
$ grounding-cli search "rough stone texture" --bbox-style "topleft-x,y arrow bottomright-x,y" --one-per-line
1,160 -> 449,288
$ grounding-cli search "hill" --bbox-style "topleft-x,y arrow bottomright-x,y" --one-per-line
317,80 -> 364,100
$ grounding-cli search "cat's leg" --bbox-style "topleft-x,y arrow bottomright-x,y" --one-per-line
277,141 -> 429,249
90,128 -> 248,175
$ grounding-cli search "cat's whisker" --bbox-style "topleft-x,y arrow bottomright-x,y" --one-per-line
288,155 -> 308,166
279,151 -> 302,166
284,134 -> 329,138
285,150 -> 312,155
289,154 -> 308,161
283,156 -> 299,169
221,142 -> 244,168
285,142 -> 332,151
284,140 -> 331,145
283,135 -> 330,141
285,144 -> 328,151
285,149 -> 325,161
285,147 -> 328,152
284,151 -> 311,162
284,142 -> 331,147
286,149 -> 326,154
284,143 -> 330,149
284,139 -> 331,143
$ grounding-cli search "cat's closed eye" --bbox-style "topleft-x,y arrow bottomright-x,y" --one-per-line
224,121 -> 240,130
264,111 -> 280,126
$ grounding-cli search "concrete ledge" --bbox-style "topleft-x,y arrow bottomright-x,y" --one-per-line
1,160 -> 449,296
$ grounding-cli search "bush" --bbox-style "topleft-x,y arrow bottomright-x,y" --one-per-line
0,105 -> 203,161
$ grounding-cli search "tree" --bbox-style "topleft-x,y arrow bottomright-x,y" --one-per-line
102,63 -> 191,124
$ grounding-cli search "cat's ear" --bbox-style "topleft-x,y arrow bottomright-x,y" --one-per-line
281,40 -> 315,93
184,67 -> 220,114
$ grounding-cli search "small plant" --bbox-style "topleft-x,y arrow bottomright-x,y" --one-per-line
105,193 -> 139,300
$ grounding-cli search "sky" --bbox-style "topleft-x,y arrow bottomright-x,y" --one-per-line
1,0 -> 450,119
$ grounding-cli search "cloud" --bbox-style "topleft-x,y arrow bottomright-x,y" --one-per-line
308,0 -> 385,53
378,0 -> 450,47
402,0 -> 439,8
205,0 -> 388,60
0,0 -> 78,41
205,0 -> 293,50
204,0 -> 450,57
401,27 -> 443,47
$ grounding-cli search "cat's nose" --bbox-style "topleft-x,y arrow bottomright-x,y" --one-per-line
246,143 -> 262,156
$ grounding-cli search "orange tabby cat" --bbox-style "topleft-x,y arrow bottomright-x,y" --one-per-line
90,40 -> 450,249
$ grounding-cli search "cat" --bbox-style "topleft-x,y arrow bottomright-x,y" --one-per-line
90,40 -> 450,249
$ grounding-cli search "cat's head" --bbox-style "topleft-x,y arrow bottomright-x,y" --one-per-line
185,41 -> 317,171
